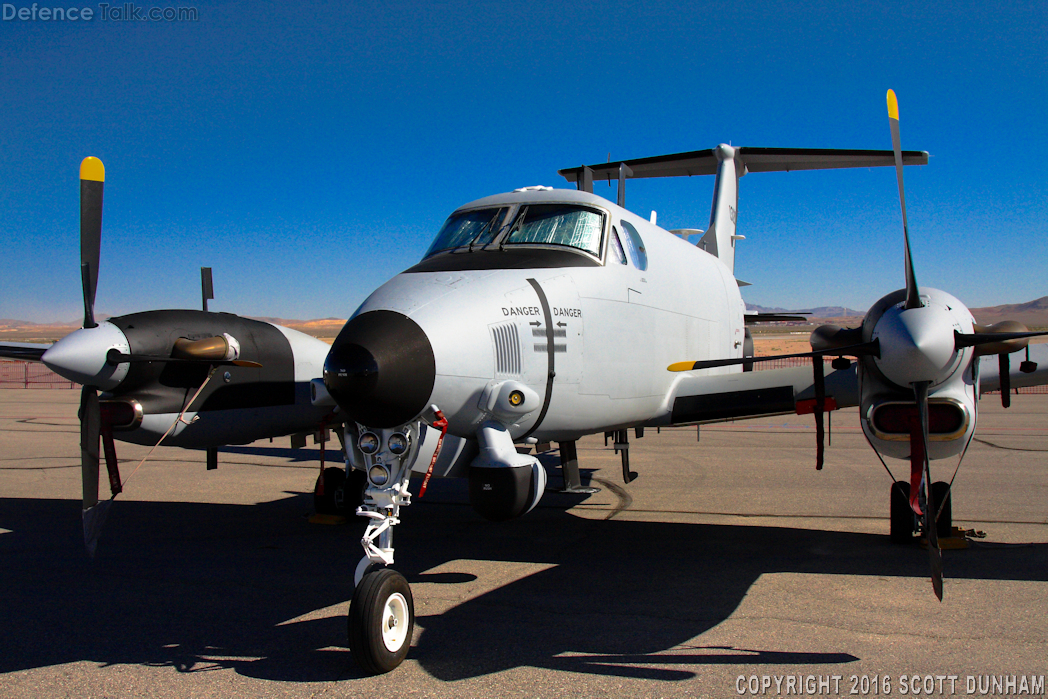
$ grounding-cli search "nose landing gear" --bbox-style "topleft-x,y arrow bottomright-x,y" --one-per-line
345,422 -> 422,675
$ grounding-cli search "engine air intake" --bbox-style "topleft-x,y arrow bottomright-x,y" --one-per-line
869,399 -> 969,441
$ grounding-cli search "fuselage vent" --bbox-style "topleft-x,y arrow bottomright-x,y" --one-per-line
490,322 -> 522,376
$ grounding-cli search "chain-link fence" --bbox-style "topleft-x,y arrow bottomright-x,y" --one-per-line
0,361 -> 77,389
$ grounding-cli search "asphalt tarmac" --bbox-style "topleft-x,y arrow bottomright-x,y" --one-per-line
1,388 -> 1046,698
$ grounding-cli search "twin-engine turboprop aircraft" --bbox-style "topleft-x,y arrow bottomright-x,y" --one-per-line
4,92 -> 1047,676
320,92 -> 1048,673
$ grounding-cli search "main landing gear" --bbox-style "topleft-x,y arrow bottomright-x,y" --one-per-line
889,479 -> 952,544
314,467 -> 367,516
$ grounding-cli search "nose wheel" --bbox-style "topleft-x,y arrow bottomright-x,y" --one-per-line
348,567 -> 414,674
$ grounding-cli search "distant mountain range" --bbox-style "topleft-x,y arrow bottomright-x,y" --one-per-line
967,296 -> 1048,327
746,296 -> 1048,327
746,304 -> 864,318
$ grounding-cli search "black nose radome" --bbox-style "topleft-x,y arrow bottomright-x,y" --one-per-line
324,310 -> 436,428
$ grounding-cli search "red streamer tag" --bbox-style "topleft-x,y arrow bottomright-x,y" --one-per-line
418,410 -> 448,498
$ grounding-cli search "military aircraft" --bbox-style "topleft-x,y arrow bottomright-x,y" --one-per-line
3,92 -> 1046,676
319,91 -> 1048,674
0,157 -> 344,554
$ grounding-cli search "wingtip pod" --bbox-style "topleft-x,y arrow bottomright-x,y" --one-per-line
80,156 -> 105,182
887,89 -> 899,121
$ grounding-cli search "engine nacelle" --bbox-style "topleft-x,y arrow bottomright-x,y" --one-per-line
468,461 -> 547,522
858,288 -> 978,461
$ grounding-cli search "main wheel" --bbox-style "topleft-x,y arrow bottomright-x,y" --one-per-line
314,468 -> 367,515
930,480 -> 953,540
348,567 -> 414,675
890,480 -> 915,544
314,467 -> 345,515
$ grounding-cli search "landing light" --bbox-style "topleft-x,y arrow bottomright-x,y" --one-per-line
388,432 -> 409,455
359,432 -> 380,455
508,390 -> 525,407
368,465 -> 389,486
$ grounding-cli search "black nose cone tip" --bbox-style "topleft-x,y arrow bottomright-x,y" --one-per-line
323,310 -> 436,428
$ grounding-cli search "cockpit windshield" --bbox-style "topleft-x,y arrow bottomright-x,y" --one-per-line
504,204 -> 605,257
423,203 -> 606,261
424,208 -> 505,258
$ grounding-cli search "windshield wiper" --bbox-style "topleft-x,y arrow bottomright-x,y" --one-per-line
500,207 -> 528,252
468,209 -> 503,253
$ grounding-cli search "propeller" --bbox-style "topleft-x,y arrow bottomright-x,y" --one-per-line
76,157 -> 118,555
886,91 -> 948,599
57,158 -> 264,555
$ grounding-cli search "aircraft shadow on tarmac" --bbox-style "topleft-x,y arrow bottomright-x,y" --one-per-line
0,484 -> 1045,683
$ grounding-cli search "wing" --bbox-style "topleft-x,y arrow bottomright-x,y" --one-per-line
653,363 -> 859,427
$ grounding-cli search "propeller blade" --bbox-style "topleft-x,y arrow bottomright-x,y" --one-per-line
80,386 -> 100,511
913,380 -> 944,601
955,329 -> 1048,355
887,90 -> 922,311
80,385 -> 112,556
667,340 -> 878,372
813,356 -> 826,470
79,157 -> 105,329
999,352 -> 1011,408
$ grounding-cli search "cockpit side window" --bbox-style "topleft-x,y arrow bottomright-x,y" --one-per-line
620,220 -> 648,270
610,226 -> 628,265
424,208 -> 504,258
503,204 -> 605,257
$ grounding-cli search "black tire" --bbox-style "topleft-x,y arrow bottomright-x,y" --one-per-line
344,468 -> 367,510
931,480 -> 953,540
348,567 -> 414,675
890,480 -> 915,544
314,467 -> 345,515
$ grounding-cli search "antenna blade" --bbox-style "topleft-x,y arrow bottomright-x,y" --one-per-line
201,267 -> 214,311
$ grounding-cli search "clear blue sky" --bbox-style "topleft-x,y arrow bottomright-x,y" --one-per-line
2,0 -> 1045,322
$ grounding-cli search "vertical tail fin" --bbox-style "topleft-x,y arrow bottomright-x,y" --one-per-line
698,144 -> 743,274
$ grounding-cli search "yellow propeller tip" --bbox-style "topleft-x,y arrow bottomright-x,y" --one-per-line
80,156 -> 105,182
667,361 -> 695,372
886,89 -> 899,121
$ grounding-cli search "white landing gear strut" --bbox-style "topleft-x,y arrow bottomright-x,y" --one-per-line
345,421 -> 424,675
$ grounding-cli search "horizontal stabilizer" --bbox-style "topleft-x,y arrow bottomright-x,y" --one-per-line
560,147 -> 929,183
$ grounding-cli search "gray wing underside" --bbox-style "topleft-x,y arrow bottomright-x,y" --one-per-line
651,364 -> 859,428
655,342 -> 1048,428
978,344 -> 1048,394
